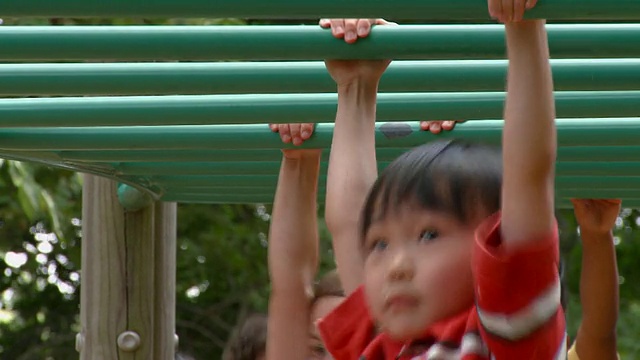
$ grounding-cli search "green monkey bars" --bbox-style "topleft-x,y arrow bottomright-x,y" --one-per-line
2,119 -> 640,150
36,146 -> 640,163
3,59 -> 640,96
1,25 -> 640,61
0,92 -> 639,127
0,0 -> 638,20
4,119 -> 640,207
0,21 -> 639,208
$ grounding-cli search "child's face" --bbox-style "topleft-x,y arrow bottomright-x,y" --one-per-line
362,203 -> 477,341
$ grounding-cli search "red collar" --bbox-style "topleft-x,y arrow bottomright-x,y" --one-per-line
396,309 -> 472,358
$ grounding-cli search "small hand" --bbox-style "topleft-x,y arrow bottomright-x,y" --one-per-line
488,0 -> 538,23
320,18 -> 396,87
270,123 -> 315,147
571,199 -> 622,237
420,120 -> 458,134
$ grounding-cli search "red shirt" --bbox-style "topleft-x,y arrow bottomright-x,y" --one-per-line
318,212 -> 567,360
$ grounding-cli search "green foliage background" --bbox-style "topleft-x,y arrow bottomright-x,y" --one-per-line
0,16 -> 638,360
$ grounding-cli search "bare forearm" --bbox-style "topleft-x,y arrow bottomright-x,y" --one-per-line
266,291 -> 311,360
579,232 -> 619,336
501,20 -> 556,244
326,81 -> 378,230
268,154 -> 321,291
325,80 -> 378,294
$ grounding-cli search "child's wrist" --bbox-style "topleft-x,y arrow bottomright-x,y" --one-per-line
337,78 -> 379,96
504,19 -> 547,40
337,81 -> 378,113
580,230 -> 614,244
504,19 -> 546,29
282,149 -> 322,161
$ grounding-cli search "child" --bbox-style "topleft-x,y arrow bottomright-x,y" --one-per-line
568,199 -> 621,360
266,112 -> 454,360
265,21 -> 457,357
318,3 -> 565,359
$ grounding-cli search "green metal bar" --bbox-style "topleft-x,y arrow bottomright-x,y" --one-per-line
0,25 -> 640,61
52,146 -> 640,163
3,59 -> 640,95
3,119 -> 640,150
0,92 -> 640,128
159,193 -> 640,208
0,0 -> 638,20
113,161 -> 640,177
162,176 -> 640,196
0,150 -> 164,198
144,160 -> 640,187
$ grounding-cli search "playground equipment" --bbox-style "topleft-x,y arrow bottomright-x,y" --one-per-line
2,1 -> 640,359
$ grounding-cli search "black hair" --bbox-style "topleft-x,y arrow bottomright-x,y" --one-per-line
311,270 -> 345,306
222,313 -> 268,360
360,139 -> 502,242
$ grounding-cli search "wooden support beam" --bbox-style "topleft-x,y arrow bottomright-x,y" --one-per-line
79,175 -> 177,359
154,202 -> 178,358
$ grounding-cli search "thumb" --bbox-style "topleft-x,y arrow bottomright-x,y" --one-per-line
375,19 -> 397,26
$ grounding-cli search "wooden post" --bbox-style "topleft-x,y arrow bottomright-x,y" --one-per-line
154,202 -> 177,358
79,175 -> 177,360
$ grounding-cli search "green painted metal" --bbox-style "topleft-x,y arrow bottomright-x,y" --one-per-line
0,0 -> 638,20
0,92 -> 639,128
140,160 -> 640,187
51,146 -> 640,163
3,119 -> 640,150
3,143 -> 637,204
2,59 -> 640,96
0,25 -> 640,61
162,176 -> 640,195
111,162 -> 640,177
0,19 -> 636,206
157,193 -> 640,208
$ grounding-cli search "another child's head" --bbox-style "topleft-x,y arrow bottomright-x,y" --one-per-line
359,140 -> 502,341
308,270 -> 345,359
222,272 -> 343,360
223,313 -> 268,360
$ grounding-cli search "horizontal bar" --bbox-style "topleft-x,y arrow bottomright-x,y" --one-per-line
159,177 -> 640,196
1,92 -> 640,127
4,59 -> 640,96
3,119 -> 640,150
52,146 -> 640,163
161,194 -> 640,207
114,162 -> 640,177
0,25 -> 640,61
144,161 -> 640,188
0,0 -> 638,20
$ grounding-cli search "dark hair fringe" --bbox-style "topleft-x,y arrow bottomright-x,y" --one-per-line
360,139 -> 502,245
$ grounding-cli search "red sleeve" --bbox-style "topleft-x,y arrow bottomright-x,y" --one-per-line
472,212 -> 567,359
317,286 -> 376,360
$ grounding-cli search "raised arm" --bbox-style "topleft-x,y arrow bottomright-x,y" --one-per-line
321,18 -> 391,295
570,199 -> 620,360
474,2 -> 565,358
266,146 -> 321,360
321,20 -> 459,294
500,18 -> 556,245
